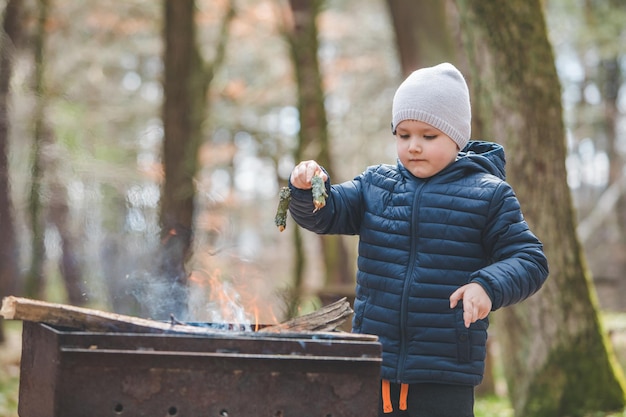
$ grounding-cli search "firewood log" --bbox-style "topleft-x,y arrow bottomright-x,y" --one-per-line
0,295 -> 368,339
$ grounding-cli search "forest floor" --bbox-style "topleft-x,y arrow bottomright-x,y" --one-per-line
1,316 -> 626,417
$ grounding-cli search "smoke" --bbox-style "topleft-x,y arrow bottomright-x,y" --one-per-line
187,269 -> 258,331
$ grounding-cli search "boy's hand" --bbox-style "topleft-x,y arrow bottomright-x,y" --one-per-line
290,160 -> 327,190
449,283 -> 492,328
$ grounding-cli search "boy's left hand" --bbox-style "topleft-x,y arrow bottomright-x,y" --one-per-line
449,283 -> 492,328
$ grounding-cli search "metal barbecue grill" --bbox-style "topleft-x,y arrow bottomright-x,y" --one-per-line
18,321 -> 382,417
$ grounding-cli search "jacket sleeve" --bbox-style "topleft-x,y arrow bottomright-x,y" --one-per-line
470,181 -> 549,310
288,169 -> 363,235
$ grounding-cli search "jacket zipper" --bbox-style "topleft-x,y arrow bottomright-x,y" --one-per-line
396,179 -> 426,381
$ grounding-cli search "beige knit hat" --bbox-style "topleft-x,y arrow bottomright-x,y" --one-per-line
391,63 -> 471,150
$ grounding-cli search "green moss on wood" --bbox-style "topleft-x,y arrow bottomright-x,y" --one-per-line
523,332 -> 626,417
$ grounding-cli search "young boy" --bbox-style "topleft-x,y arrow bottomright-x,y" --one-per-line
287,63 -> 549,417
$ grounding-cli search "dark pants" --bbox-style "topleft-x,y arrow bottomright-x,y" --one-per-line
379,382 -> 474,417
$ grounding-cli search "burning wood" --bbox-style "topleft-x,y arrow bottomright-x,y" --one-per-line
0,295 -> 354,336
260,297 -> 352,333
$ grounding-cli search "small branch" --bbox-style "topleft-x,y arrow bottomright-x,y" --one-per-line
205,0 -> 236,83
577,172 -> 626,243
260,297 -> 353,333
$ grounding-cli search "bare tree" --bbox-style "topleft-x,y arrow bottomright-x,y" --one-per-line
574,2 -> 626,306
44,124 -> 86,306
456,1 -> 626,415
24,0 -> 49,299
157,0 -> 234,319
385,0 -> 457,76
280,0 -> 354,318
21,0 -> 86,305
0,0 -> 23,342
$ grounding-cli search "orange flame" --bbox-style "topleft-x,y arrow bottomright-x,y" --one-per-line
188,267 -> 279,330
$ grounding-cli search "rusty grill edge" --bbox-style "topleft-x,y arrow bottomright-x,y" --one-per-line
18,321 -> 382,417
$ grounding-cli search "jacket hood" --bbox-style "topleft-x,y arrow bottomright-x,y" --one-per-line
455,140 -> 506,180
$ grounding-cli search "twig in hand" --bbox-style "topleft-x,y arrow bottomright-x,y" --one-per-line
312,170 -> 328,213
274,186 -> 292,232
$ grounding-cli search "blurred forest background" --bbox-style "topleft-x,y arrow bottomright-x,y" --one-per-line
0,0 -> 624,323
1,0 -> 626,416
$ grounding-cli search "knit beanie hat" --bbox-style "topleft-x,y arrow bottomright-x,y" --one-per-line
391,63 -> 471,150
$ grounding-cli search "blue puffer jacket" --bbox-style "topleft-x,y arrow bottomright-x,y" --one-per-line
288,141 -> 549,386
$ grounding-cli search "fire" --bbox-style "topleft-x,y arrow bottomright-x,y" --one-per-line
188,268 -> 279,331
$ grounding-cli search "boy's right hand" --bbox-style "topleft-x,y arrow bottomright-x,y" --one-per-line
290,160 -> 328,190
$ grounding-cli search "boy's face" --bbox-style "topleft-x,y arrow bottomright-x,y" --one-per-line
395,120 -> 459,179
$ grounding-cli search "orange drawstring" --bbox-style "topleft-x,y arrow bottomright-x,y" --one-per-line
382,380 -> 393,413
382,380 -> 409,413
399,383 -> 409,410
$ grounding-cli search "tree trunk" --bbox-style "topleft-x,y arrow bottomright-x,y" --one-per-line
385,0 -> 457,76
0,0 -> 24,343
456,1 -> 626,416
159,0 -> 204,319
283,0 -> 354,317
44,130 -> 86,306
600,57 -> 625,236
22,0 -> 85,306
159,0 -> 233,320
25,0 -> 50,300
585,0 -> 626,242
